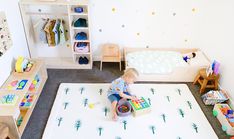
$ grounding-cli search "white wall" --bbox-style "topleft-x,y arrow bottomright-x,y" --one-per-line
0,0 -> 233,100
195,1 -> 234,99
89,0 -> 201,60
0,0 -> 29,86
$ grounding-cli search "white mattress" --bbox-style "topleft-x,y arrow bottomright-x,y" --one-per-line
126,51 -> 188,74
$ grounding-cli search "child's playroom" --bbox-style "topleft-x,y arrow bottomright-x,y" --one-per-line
0,0 -> 233,139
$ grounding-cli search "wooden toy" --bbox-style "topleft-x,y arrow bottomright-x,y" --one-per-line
88,102 -> 100,109
0,94 -> 18,105
129,97 -> 151,117
213,104 -> 234,135
20,94 -> 35,108
16,80 -> 28,90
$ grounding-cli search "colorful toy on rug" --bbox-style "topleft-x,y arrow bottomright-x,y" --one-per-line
213,104 -> 234,135
88,102 -> 100,109
117,99 -> 132,117
20,94 -> 35,108
129,97 -> 151,117
0,94 -> 18,105
15,56 -> 34,73
202,90 -> 229,105
29,75 -> 40,92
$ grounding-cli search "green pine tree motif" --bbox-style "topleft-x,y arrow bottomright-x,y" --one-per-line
161,114 -> 166,123
179,109 -> 185,118
187,101 -> 192,109
192,123 -> 198,133
57,117 -> 63,127
80,87 -> 84,94
98,127 -> 103,136
150,125 -> 156,134
148,98 -> 151,105
99,88 -> 103,95
103,107 -> 110,116
177,88 -> 181,96
166,96 -> 170,102
115,136 -> 121,139
123,120 -> 127,130
74,120 -> 81,131
84,98 -> 88,107
63,102 -> 69,110
150,88 -> 155,95
65,88 -> 69,95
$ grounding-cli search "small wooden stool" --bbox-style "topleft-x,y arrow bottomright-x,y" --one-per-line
193,68 -> 220,93
100,44 -> 121,71
0,123 -> 9,139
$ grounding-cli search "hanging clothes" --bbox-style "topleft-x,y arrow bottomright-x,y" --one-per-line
33,19 -> 48,43
52,19 -> 60,45
44,19 -> 56,46
59,19 -> 67,44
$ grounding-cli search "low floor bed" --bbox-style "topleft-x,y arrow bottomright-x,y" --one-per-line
124,47 -> 210,82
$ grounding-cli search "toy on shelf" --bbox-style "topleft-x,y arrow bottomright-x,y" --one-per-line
0,94 -> 18,105
129,97 -> 151,117
15,56 -> 34,73
17,115 -> 23,126
116,99 -> 131,117
7,79 -> 28,90
29,75 -> 40,92
20,94 -> 35,108
213,104 -> 234,135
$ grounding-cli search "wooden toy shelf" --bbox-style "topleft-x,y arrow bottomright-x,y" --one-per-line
0,59 -> 48,139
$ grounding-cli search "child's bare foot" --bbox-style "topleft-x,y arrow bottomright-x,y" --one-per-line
112,113 -> 118,121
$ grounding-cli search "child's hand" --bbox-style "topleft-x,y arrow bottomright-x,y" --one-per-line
131,96 -> 138,101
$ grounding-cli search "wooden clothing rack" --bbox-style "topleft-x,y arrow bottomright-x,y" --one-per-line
19,0 -> 93,69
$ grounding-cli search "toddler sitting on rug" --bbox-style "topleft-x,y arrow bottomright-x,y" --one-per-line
107,68 -> 139,121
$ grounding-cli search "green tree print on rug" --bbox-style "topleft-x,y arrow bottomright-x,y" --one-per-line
122,120 -> 127,130
150,88 -> 155,95
63,102 -> 69,110
166,96 -> 170,102
103,107 -> 110,116
64,88 -> 69,95
97,127 -> 103,136
74,120 -> 81,131
161,114 -> 166,123
57,117 -> 63,127
176,88 -> 181,96
192,123 -> 198,133
80,87 -> 85,94
148,98 -> 151,105
178,108 -> 185,118
187,101 -> 192,109
99,88 -> 103,95
84,98 -> 88,107
149,125 -> 156,134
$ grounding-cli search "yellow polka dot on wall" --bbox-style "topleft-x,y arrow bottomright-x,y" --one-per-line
192,8 -> 196,12
112,8 -> 116,12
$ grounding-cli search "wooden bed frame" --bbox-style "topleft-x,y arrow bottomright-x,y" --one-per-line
124,47 -> 210,82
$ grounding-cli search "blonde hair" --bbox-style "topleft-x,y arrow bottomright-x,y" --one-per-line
122,68 -> 139,79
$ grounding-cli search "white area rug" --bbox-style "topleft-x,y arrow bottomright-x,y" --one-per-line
42,83 -> 218,139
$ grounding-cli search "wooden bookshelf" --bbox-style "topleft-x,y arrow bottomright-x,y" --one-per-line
0,59 -> 48,139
